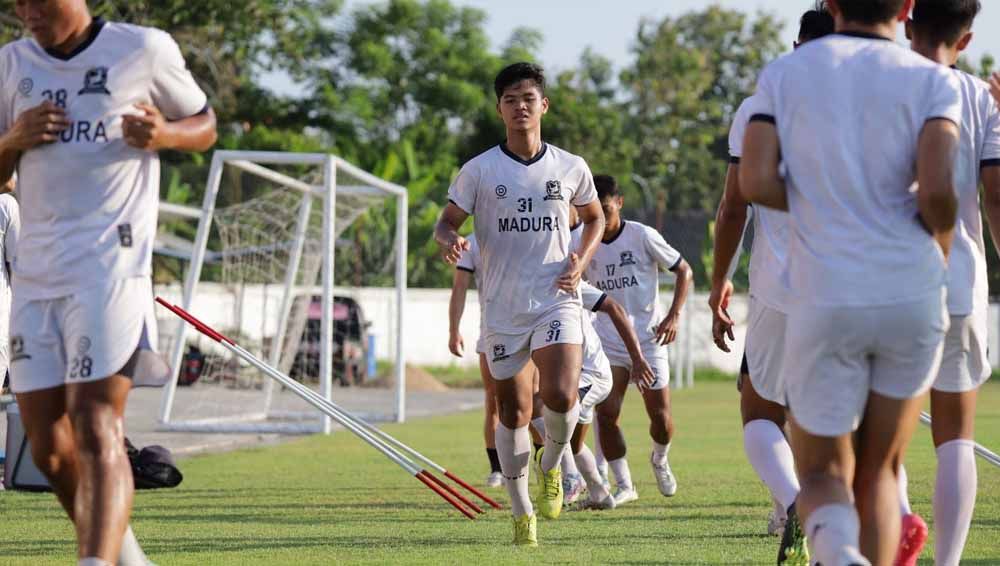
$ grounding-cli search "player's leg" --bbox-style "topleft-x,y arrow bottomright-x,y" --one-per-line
929,388 -> 978,566
531,341 -> 582,519
741,376 -> 799,534
595,366 -> 636,502
572,378 -> 614,508
492,353 -> 538,545
640,350 -> 677,497
479,353 -> 503,487
529,369 -> 545,453
16,386 -> 80,517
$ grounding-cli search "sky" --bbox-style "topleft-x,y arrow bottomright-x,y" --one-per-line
346,0 -> 1000,74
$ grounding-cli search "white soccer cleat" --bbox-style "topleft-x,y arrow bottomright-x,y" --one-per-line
650,453 -> 678,497
612,485 -> 639,506
562,473 -> 585,506
577,493 -> 617,511
486,471 -> 504,488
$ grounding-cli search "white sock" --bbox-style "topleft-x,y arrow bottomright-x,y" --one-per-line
531,416 -> 546,438
652,441 -> 670,465
574,444 -> 610,501
78,559 -> 113,566
805,503 -> 866,566
608,456 -> 633,491
561,449 -> 580,477
541,404 -> 579,472
934,439 -> 977,566
593,425 -> 608,477
118,525 -> 150,566
898,463 -> 912,516
743,419 -> 800,510
496,423 -> 533,518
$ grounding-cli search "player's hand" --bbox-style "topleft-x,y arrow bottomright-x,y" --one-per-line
630,357 -> 655,392
448,332 -> 465,357
1,101 -> 70,151
123,103 -> 170,151
989,72 -> 1000,106
708,280 -> 736,352
655,312 -> 680,345
438,232 -> 470,265
557,252 -> 582,292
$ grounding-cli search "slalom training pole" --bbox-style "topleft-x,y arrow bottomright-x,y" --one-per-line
919,411 -> 1000,469
155,298 -> 477,520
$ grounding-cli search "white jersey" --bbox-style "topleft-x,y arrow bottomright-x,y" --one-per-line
748,32 -> 962,307
455,233 -> 484,338
579,280 -> 612,388
729,95 -> 789,312
0,193 -> 19,373
0,19 -> 208,300
945,68 -> 1000,318
448,143 -> 598,335
585,220 -> 682,352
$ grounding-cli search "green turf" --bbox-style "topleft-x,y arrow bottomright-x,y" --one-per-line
2,381 -> 999,564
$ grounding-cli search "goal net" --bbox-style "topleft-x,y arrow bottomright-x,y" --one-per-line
155,151 -> 407,433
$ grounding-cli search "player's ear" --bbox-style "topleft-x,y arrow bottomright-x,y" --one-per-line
496,100 -> 502,117
541,96 -> 549,115
957,31 -> 973,53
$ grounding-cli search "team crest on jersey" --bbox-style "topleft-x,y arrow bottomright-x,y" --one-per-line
79,66 -> 111,95
619,251 -> 637,267
18,78 -> 33,96
543,180 -> 563,201
495,185 -> 508,199
492,343 -> 509,362
11,336 -> 30,361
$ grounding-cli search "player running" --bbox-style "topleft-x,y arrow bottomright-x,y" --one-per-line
708,4 -> 833,557
740,0 -> 961,563
434,62 -> 605,546
895,3 -> 999,565
0,2 -> 217,565
583,174 -> 693,505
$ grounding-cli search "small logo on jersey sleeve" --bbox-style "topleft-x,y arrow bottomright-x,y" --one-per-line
79,66 -> 111,95
543,180 -> 563,201
495,185 -> 508,199
11,336 -> 31,361
18,78 -> 33,96
619,251 -> 637,266
118,224 -> 133,248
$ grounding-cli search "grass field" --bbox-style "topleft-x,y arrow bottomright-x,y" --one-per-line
2,380 -> 999,565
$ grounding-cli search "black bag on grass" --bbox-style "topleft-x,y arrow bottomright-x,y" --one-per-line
125,437 -> 183,489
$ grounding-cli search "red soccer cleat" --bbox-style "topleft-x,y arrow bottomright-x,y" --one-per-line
894,513 -> 929,566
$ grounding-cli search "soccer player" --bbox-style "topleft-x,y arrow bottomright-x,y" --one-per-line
897,3 -> 999,564
0,2 -> 218,565
434,62 -> 605,546
740,0 -> 961,564
584,174 -> 693,505
708,3 -> 834,552
0,175 -> 19,394
449,233 -> 504,487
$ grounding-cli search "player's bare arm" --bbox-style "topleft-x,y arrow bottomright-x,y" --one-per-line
448,268 -> 472,357
434,203 -> 470,264
0,101 -> 71,183
655,258 -> 692,346
990,72 -> 1000,104
916,118 -> 960,257
709,163 -> 747,352
739,121 -> 787,210
599,295 -> 654,390
559,199 -> 604,292
122,103 -> 217,152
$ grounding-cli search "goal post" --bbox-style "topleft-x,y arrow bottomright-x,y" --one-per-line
156,150 -> 408,433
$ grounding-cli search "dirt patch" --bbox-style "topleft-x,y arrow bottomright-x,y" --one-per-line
364,364 -> 450,392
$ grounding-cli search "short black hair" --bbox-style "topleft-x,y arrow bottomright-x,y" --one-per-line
799,3 -> 835,42
836,0 -> 907,25
912,0 -> 981,46
594,174 -> 621,201
494,62 -> 545,100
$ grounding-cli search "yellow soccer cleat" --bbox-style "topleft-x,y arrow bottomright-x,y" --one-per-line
512,513 -> 538,547
534,447 -> 564,520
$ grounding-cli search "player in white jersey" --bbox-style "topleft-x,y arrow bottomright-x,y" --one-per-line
583,174 -> 693,505
0,3 -> 217,565
0,178 -> 19,393
708,7 -> 833,558
450,233 -> 505,488
895,3 -> 1000,565
740,1 -> 962,564
434,62 -> 604,546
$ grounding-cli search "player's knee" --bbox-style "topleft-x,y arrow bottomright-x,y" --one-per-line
543,391 -> 576,413
27,433 -> 74,479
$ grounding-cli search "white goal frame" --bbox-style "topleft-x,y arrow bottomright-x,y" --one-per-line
157,150 -> 408,433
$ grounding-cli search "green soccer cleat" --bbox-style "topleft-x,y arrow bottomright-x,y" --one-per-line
777,503 -> 809,566
512,513 -> 538,547
534,447 -> 564,519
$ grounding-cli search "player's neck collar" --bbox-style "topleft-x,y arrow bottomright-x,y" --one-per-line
45,17 -> 105,61
835,30 -> 892,42
602,219 -> 626,244
500,142 -> 548,166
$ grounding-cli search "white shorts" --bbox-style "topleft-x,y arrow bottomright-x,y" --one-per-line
744,297 -> 788,406
784,291 -> 947,437
485,303 -> 584,380
605,341 -> 670,390
10,277 -> 166,393
475,335 -> 485,355
578,369 -> 612,425
934,314 -> 991,393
